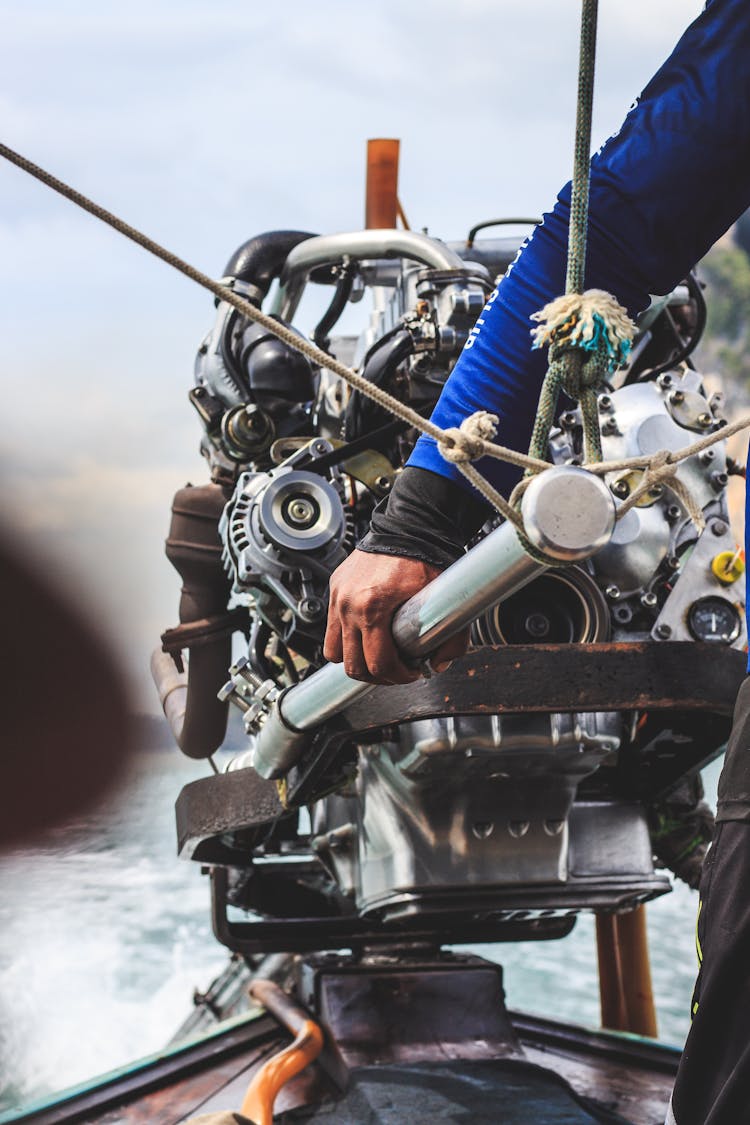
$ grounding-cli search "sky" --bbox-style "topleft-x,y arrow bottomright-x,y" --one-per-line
0,0 -> 704,709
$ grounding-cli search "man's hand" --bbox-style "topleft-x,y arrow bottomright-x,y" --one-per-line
323,550 -> 469,684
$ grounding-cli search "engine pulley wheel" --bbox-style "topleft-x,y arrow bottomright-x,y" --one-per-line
258,470 -> 344,553
472,566 -> 610,647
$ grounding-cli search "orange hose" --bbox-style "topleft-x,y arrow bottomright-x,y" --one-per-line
241,983 -> 324,1125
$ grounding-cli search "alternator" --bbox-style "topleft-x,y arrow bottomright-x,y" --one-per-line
220,441 -> 348,648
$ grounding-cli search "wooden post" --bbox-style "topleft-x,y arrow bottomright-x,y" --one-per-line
616,905 -> 658,1038
596,907 -> 658,1038
365,139 -> 400,229
595,913 -> 628,1031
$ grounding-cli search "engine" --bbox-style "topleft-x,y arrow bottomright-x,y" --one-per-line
156,225 -> 747,955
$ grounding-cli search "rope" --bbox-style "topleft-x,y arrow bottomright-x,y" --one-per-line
1,139 -> 746,555
526,0 -> 619,468
0,143 -> 548,489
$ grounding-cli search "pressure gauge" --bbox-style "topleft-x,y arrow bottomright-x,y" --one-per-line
687,596 -> 741,644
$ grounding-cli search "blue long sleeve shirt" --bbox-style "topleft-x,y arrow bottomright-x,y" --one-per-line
409,0 -> 750,508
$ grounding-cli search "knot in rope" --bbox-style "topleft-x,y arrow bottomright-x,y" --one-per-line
438,411 -> 499,463
527,290 -> 636,465
548,347 -> 609,403
616,448 -> 706,532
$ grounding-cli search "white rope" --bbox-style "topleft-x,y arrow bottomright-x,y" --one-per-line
0,141 -> 742,540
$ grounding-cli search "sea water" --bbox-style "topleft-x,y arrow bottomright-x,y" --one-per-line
0,744 -> 717,1114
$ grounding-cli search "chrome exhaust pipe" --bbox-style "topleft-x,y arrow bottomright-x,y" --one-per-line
252,466 -> 616,779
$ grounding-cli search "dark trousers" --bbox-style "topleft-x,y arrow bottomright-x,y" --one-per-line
671,677 -> 750,1124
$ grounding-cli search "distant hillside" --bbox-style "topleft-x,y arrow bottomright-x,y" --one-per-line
697,231 -> 750,400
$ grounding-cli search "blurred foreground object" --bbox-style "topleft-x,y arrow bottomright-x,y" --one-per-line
0,528 -> 134,847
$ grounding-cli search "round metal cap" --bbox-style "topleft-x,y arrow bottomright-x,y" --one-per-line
259,470 -> 343,553
520,466 -> 616,562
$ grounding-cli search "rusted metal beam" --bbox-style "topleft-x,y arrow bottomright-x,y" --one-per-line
339,643 -> 745,732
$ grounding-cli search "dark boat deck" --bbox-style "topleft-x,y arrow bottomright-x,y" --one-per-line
3,1008 -> 678,1124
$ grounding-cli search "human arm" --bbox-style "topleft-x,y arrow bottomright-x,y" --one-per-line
326,0 -> 750,683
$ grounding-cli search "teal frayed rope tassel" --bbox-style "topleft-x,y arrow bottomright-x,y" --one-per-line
530,289 -> 635,373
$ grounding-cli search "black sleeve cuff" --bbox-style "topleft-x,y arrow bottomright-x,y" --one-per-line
357,465 -> 492,570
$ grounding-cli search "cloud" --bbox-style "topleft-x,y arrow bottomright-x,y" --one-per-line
0,0 -> 710,708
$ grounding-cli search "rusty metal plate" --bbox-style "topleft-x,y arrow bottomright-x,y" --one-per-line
339,642 -> 746,735
176,767 -> 284,862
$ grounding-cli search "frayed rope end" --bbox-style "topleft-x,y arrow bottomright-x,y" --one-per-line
530,289 -> 636,372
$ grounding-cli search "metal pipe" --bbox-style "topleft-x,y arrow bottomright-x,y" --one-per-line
275,230 -> 465,320
252,466 -> 617,779
365,138 -> 400,229
242,979 -> 324,1125
284,521 -> 542,734
249,979 -> 315,1035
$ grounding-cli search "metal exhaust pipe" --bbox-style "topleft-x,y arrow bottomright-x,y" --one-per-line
252,466 -> 616,779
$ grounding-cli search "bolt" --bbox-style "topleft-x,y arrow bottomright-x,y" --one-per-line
287,497 -> 316,525
700,449 -> 716,464
598,394 -> 613,412
472,821 -> 494,840
560,411 -> 578,429
711,519 -> 728,536
641,592 -> 658,609
298,596 -> 324,619
508,820 -> 530,838
697,412 -> 713,428
657,373 -> 673,389
655,623 -> 672,639
666,555 -> 681,571
605,585 -> 621,600
614,605 -> 633,623
373,475 -> 391,492
601,417 -> 618,436
194,385 -> 206,396
666,504 -> 682,522
711,471 -> 729,492
669,390 -> 685,406
218,681 -> 251,712
611,479 -> 630,499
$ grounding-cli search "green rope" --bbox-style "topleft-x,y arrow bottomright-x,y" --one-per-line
567,0 -> 598,298
527,0 -> 606,467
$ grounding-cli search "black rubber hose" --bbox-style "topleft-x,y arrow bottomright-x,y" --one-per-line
223,231 -> 318,300
636,271 -> 707,382
345,329 -> 415,441
312,262 -> 355,351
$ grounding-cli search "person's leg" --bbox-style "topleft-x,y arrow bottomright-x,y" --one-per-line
668,677 -> 750,1124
